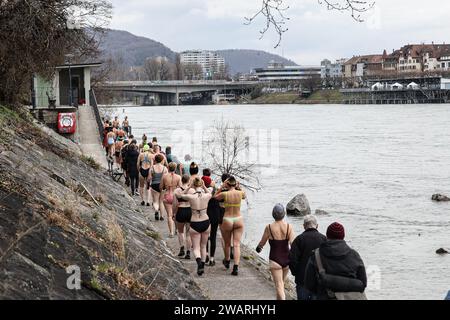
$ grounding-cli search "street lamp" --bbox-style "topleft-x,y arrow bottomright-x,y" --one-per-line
65,53 -> 75,106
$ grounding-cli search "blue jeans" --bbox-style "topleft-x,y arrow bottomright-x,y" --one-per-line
296,285 -> 315,301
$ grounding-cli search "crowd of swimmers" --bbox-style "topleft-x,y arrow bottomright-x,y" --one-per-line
102,115 -> 368,301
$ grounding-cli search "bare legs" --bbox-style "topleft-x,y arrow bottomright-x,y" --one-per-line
220,219 -> 244,268
190,227 -> 210,261
270,261 -> 289,300
163,200 -> 175,236
177,222 -> 191,250
151,189 -> 163,218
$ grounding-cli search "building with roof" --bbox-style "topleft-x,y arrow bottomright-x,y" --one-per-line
343,55 -> 384,79
32,62 -> 101,109
382,43 -> 450,73
254,61 -> 321,82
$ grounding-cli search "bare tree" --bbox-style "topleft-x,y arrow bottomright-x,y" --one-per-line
183,63 -> 203,80
0,0 -> 112,106
204,119 -> 261,192
143,58 -> 161,80
174,54 -> 184,80
142,57 -> 175,81
159,58 -> 174,81
245,0 -> 375,48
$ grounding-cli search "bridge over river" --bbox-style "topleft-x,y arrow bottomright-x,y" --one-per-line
97,80 -> 259,105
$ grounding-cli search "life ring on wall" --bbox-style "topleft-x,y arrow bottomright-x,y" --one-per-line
57,113 -> 76,134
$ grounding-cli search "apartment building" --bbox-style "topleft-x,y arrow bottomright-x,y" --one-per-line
180,50 -> 225,79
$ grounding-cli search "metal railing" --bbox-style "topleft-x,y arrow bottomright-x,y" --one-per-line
89,89 -> 104,143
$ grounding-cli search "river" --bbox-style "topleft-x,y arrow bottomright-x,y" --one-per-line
102,103 -> 450,300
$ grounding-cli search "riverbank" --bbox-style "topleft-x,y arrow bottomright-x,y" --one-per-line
0,105 -> 204,300
249,89 -> 343,105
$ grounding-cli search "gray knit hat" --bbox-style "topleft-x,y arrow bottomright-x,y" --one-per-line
272,204 -> 286,221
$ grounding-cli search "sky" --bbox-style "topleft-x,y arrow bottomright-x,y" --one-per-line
108,0 -> 450,65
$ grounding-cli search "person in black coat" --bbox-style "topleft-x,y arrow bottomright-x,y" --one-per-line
304,222 -> 367,300
126,143 -> 140,196
288,215 -> 327,300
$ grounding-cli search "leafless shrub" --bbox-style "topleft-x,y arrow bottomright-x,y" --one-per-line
204,119 -> 261,192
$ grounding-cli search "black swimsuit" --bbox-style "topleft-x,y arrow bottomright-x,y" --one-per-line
268,225 -> 291,268
140,168 -> 150,178
190,208 -> 210,233
190,220 -> 210,233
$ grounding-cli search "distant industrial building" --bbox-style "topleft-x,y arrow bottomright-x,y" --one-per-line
254,61 -> 321,82
180,50 -> 225,79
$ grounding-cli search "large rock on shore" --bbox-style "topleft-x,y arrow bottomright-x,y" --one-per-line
315,209 -> 330,216
432,194 -> 450,202
436,248 -> 449,255
286,194 -> 311,216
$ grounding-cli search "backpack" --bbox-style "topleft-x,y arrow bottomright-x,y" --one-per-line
314,249 -> 367,300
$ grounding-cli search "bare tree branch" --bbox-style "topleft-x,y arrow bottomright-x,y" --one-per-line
246,0 -> 375,48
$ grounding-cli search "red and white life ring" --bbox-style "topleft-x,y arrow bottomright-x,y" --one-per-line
57,112 -> 76,134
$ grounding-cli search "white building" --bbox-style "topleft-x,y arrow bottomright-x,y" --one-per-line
254,61 -> 321,82
438,55 -> 450,71
180,50 -> 225,79
321,59 -> 345,79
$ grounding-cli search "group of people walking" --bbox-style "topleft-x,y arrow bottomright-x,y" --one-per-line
102,114 -> 368,301
101,116 -> 247,278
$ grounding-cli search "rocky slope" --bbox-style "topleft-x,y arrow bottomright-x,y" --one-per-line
0,106 -> 204,300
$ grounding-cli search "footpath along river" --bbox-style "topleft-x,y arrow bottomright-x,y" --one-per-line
102,103 -> 450,300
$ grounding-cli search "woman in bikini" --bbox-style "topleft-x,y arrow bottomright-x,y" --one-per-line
160,162 -> 182,238
138,144 -> 153,206
214,176 -> 246,276
180,177 -> 212,276
256,204 -> 295,300
150,154 -> 168,221
172,174 -> 193,260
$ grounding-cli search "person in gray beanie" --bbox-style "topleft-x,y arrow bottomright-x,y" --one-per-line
255,204 -> 295,300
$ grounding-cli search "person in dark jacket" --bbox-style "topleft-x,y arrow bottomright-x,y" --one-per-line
304,222 -> 367,300
289,215 -> 327,300
126,143 -> 140,196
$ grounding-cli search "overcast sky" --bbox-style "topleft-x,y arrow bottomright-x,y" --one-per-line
108,0 -> 450,65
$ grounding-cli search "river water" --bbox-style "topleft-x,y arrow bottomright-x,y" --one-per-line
103,104 -> 450,300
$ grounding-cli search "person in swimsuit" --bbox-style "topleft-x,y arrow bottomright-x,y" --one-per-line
151,144 -> 168,167
188,162 -> 200,183
172,174 -> 194,260
106,130 -> 116,159
114,134 -> 124,170
112,116 -> 120,129
217,173 -> 234,260
150,154 -> 168,221
138,144 -> 153,206
214,176 -> 246,276
256,204 -> 295,300
180,177 -> 212,276
161,162 -> 182,238
122,116 -> 130,136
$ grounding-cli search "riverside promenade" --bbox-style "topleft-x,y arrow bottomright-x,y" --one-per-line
77,104 -> 108,169
76,105 -> 294,300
